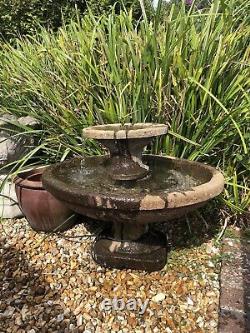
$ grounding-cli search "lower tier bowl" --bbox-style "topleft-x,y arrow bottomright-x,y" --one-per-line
42,155 -> 224,224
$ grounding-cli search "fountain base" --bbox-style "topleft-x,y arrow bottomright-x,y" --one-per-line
91,227 -> 167,272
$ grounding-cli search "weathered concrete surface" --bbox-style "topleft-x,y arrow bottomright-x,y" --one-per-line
218,237 -> 250,333
0,175 -> 23,218
0,114 -> 39,218
0,114 -> 39,171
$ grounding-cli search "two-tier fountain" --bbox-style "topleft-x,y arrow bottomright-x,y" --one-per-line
42,123 -> 224,271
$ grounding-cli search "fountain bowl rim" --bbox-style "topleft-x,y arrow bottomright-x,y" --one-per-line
82,123 -> 168,140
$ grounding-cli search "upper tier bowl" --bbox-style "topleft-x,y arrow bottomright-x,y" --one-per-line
82,123 -> 169,181
82,123 -> 168,139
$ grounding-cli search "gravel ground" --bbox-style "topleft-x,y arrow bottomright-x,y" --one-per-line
0,217 -> 221,333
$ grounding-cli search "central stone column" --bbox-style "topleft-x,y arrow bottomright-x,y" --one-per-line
99,138 -> 151,180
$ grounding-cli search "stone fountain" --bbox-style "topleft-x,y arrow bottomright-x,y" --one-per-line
42,123 -> 224,271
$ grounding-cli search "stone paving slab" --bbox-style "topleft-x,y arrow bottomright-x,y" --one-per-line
218,238 -> 250,333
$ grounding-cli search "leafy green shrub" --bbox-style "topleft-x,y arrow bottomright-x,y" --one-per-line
87,0 -> 153,18
0,0 -> 152,41
0,0 -> 249,212
0,0 -> 86,41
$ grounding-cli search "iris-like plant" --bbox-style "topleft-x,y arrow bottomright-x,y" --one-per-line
0,0 -> 249,213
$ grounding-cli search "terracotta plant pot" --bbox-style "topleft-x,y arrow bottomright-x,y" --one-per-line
14,167 -> 76,232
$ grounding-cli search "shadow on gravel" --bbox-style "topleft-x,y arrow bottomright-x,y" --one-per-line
153,204 -> 222,250
82,203 -> 222,252
0,239 -> 76,332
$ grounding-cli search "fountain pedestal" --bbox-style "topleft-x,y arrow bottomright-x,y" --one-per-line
92,222 -> 167,271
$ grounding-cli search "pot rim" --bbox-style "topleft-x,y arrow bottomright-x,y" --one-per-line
14,166 -> 48,190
